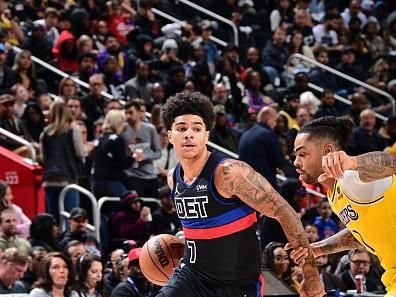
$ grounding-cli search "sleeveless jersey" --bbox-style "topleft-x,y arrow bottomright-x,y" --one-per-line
172,150 -> 261,286
328,177 -> 396,293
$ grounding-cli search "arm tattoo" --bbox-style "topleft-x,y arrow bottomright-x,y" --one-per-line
218,160 -> 320,283
355,152 -> 396,182
313,229 -> 361,256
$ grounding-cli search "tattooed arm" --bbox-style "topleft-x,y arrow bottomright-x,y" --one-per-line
312,228 -> 362,256
319,151 -> 396,183
215,159 -> 324,297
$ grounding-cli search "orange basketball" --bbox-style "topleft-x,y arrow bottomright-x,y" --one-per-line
139,234 -> 185,286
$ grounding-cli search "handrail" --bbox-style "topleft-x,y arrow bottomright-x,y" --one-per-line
207,141 -> 326,199
59,184 -> 99,238
176,0 -> 239,47
0,127 -> 37,162
96,196 -> 161,243
307,83 -> 389,122
287,53 -> 396,117
152,8 -> 228,47
12,46 -> 114,100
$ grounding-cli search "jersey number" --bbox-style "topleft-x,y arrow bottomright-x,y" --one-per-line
186,240 -> 196,263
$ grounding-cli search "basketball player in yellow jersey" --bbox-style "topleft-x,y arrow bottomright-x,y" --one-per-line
288,116 -> 396,296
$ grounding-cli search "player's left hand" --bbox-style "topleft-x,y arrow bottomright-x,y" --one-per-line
318,151 -> 356,182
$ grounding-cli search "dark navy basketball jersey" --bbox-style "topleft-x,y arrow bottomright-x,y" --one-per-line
171,150 -> 261,286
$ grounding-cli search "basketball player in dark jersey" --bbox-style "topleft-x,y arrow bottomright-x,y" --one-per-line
153,91 -> 324,297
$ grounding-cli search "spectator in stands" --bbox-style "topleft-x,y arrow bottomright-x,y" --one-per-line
199,20 -> 219,75
344,91 -> 369,126
239,107 -> 286,189
82,74 -> 106,123
112,191 -> 151,245
262,242 -> 299,291
244,70 -> 277,113
361,18 -> 385,63
123,99 -> 161,198
111,247 -> 151,297
287,31 -> 315,73
136,0 -> 160,39
33,7 -> 60,47
102,56 -> 125,100
104,249 -> 125,296
75,53 -> 96,85
58,77 -> 78,100
315,254 -> 347,293
279,93 -> 300,130
380,115 -> 396,148
21,246 -> 48,291
287,9 -> 315,47
149,82 -> 165,106
191,61 -> 213,98
0,208 -> 31,254
305,224 -> 319,243
125,61 -> 152,105
150,104 -> 162,129
97,34 -> 128,81
0,180 -> 30,240
0,44 -> 18,95
28,252 -> 77,297
11,83 -> 29,119
349,108 -> 388,155
0,94 -> 32,152
29,213 -> 60,252
153,126 -> 178,187
314,89 -> 344,118
0,248 -> 30,294
92,20 -> 108,52
313,13 -> 341,51
65,240 -> 86,268
243,47 -> 271,89
151,186 -> 181,236
38,93 -> 53,114
76,253 -> 104,297
52,29 -> 78,74
312,199 -> 338,240
40,102 -> 84,221
13,49 -> 47,97
209,104 -> 239,153
59,207 -> 100,256
66,98 -> 91,135
339,249 -> 382,292
20,23 -> 52,63
341,0 -> 367,29
262,26 -> 288,85
308,47 -> 338,90
92,109 -> 133,198
269,0 -> 294,32
77,35 -> 96,56
211,83 -> 233,116
335,46 -> 365,91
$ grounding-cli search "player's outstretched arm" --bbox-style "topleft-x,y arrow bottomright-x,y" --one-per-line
286,229 -> 362,266
215,160 -> 324,297
319,151 -> 396,183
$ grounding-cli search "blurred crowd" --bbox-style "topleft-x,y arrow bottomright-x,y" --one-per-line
0,0 -> 395,295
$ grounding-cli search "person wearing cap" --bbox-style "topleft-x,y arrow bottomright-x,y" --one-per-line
209,104 -> 240,153
111,191 -> 152,245
151,186 -> 181,235
0,93 -> 32,152
335,46 -> 365,90
58,207 -> 100,257
110,247 -> 150,297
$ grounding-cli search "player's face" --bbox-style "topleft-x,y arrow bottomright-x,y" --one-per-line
168,114 -> 209,161
294,133 -> 324,184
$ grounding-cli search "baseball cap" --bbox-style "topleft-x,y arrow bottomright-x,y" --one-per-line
128,247 -> 142,262
161,39 -> 178,52
120,191 -> 142,204
69,207 -> 88,220
0,94 -> 15,105
213,104 -> 226,115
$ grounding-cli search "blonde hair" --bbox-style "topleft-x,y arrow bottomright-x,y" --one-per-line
46,102 -> 73,136
102,109 -> 126,133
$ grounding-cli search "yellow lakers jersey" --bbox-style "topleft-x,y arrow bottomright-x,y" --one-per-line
328,177 -> 396,293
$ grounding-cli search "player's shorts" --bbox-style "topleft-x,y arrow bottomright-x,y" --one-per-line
150,265 -> 262,297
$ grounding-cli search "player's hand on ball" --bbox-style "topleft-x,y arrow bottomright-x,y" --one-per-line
318,151 -> 356,182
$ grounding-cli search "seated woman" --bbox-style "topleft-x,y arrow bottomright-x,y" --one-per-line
28,252 -> 78,297
0,180 -> 31,239
76,253 -> 105,297
29,213 -> 61,252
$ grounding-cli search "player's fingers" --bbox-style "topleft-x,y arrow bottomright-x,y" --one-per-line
318,173 -> 330,183
326,154 -> 340,179
333,152 -> 345,179
284,243 -> 291,250
321,156 -> 333,179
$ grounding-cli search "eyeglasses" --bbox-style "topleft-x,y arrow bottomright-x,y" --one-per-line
351,260 -> 370,267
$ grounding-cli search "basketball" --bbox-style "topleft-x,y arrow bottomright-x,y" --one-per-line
139,234 -> 185,286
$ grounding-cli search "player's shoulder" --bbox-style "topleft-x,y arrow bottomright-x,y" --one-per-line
214,159 -> 251,180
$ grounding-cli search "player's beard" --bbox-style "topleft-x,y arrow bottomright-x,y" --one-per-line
303,168 -> 322,184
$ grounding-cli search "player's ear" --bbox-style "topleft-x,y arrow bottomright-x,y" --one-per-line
205,130 -> 210,143
323,143 -> 333,154
167,130 -> 173,144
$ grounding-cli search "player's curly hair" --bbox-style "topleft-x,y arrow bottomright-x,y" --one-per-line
162,91 -> 215,131
298,116 -> 355,151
